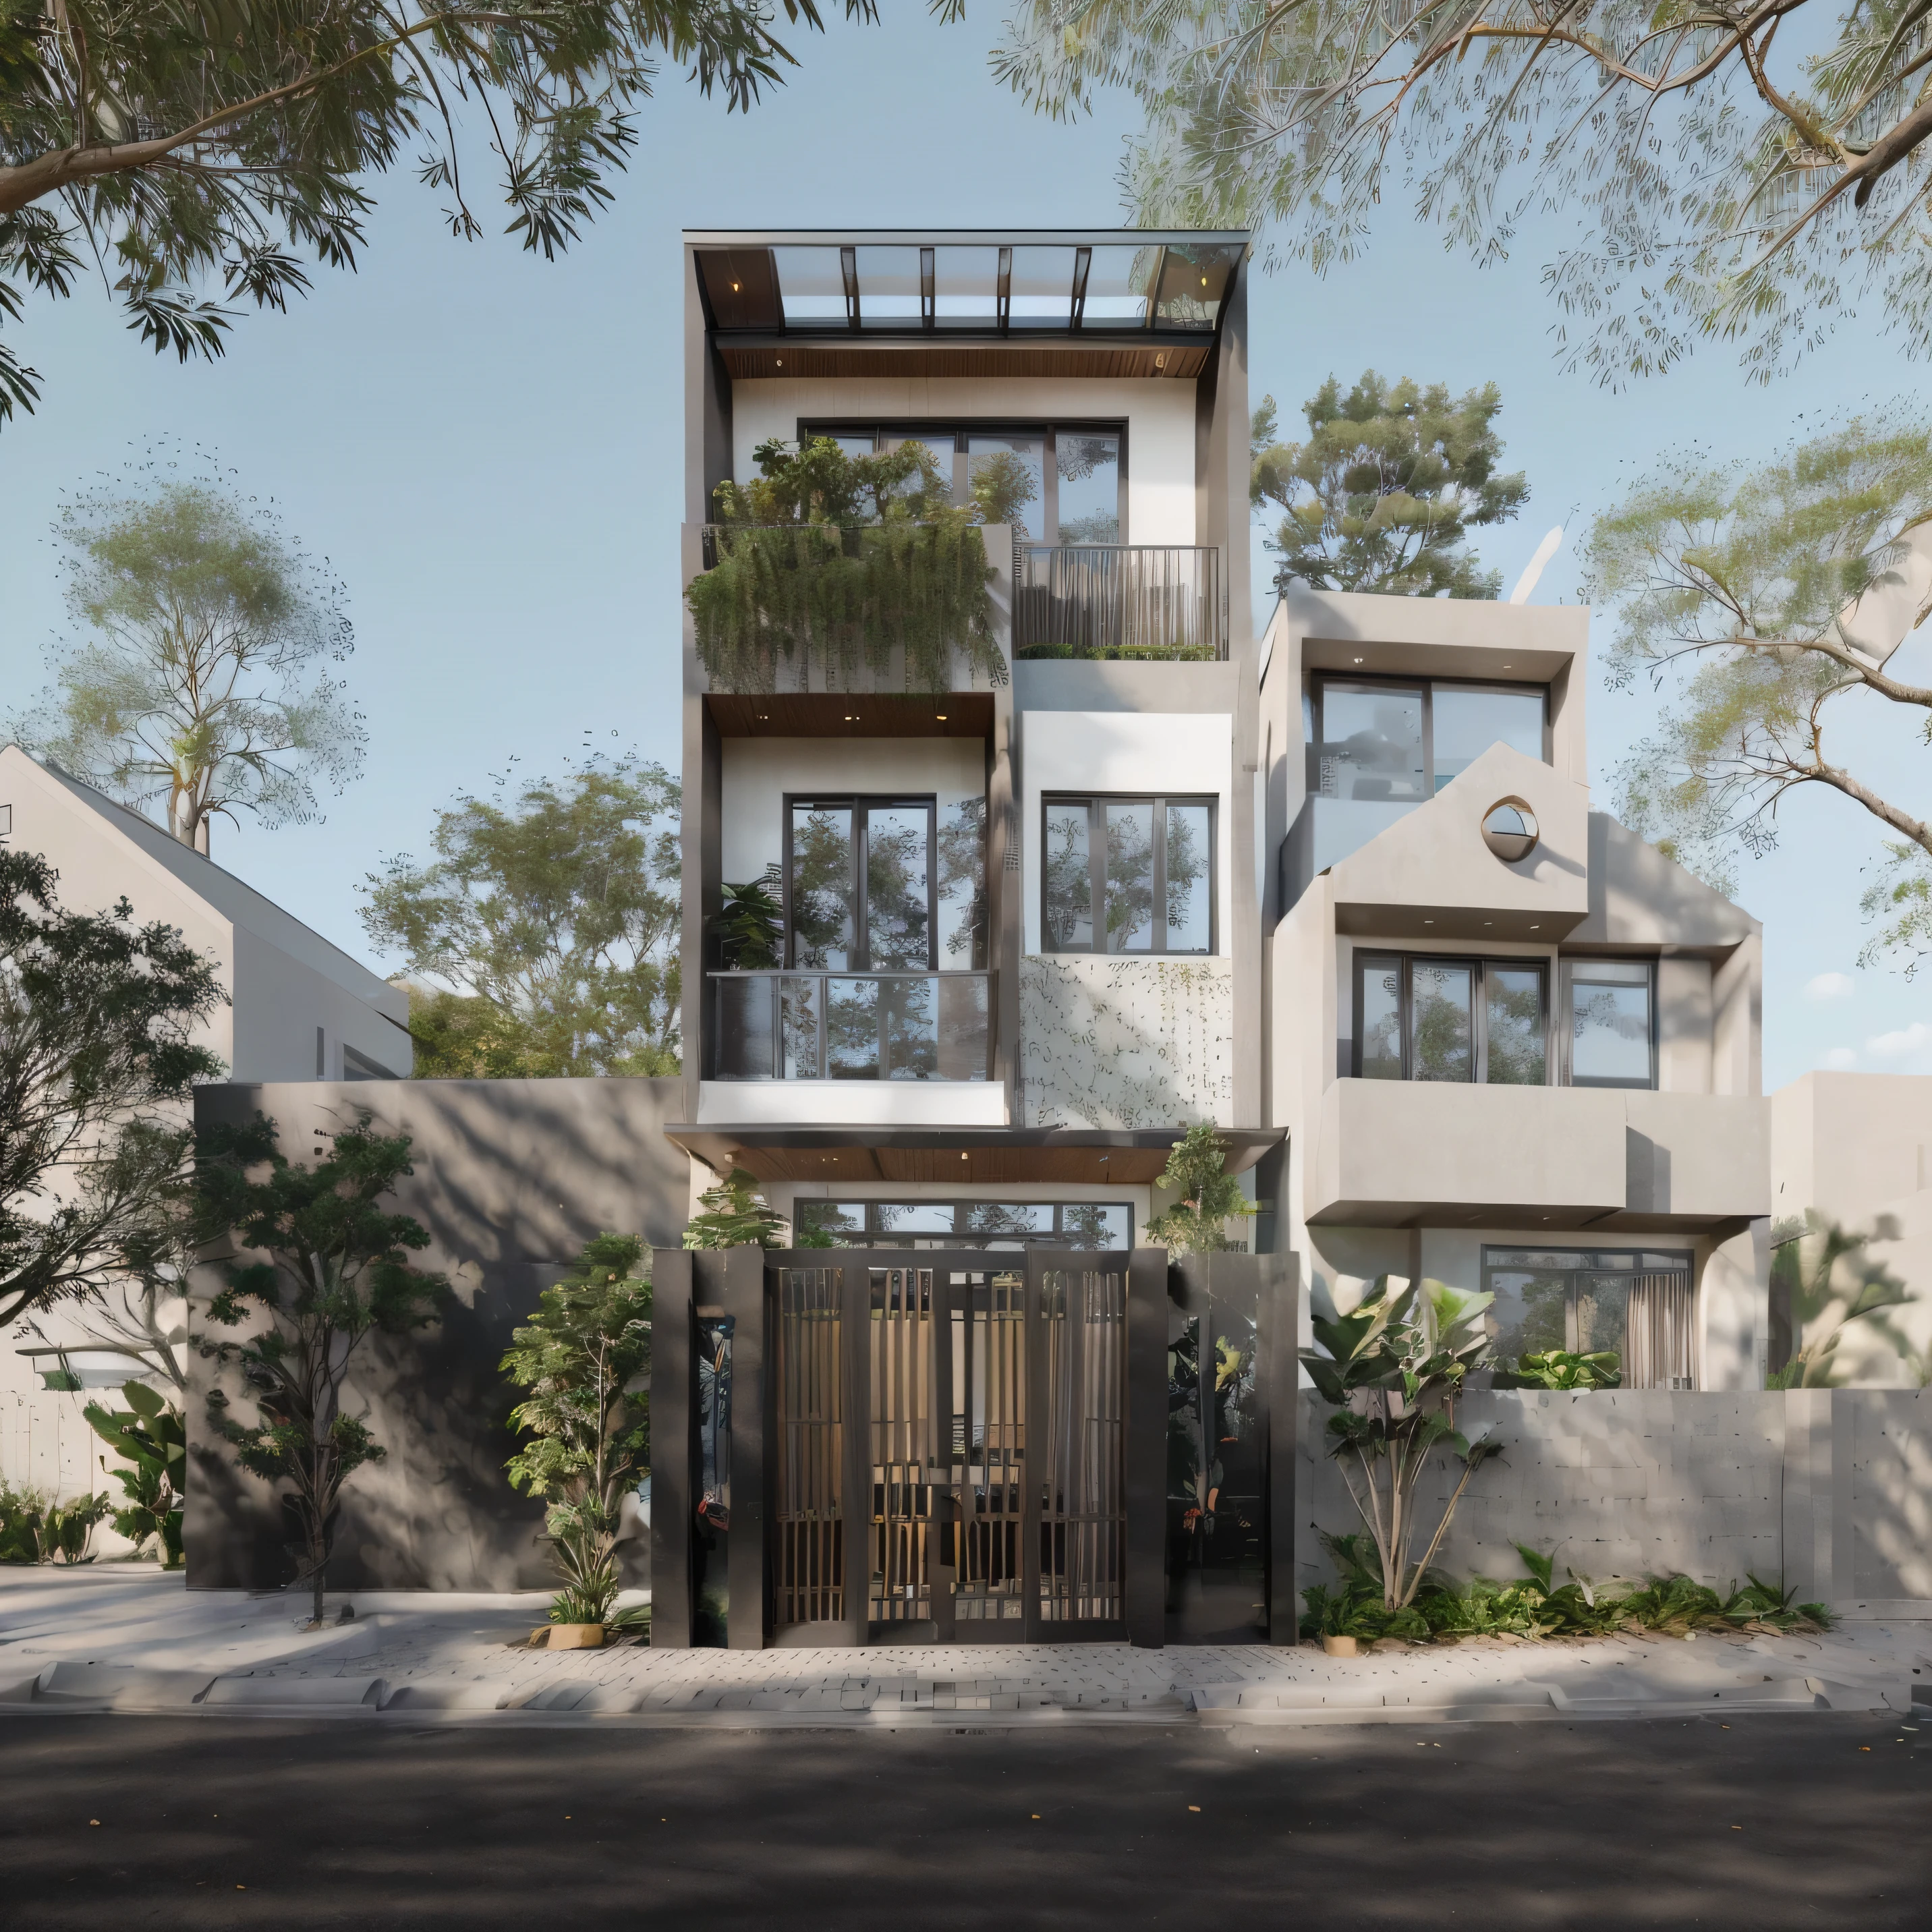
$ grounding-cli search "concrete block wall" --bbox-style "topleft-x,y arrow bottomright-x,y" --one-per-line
1296,1388 -> 1931,1616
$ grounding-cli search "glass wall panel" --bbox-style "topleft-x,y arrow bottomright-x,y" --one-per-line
1573,1274 -> 1631,1356
797,1201 -> 867,1239
865,804 -> 932,968
1319,683 -> 1427,801
1411,961 -> 1473,1081
1104,802 -> 1156,951
931,246 -> 1000,328
826,977 -> 880,1078
854,246 -> 921,329
1431,687 -> 1545,791
967,434 -> 1044,539
715,975 -> 774,1078
1164,803 -> 1211,951
937,797 -> 988,969
1486,1268 -> 1570,1364
790,803 -> 855,969
1061,1204 -> 1131,1247
1056,434 -> 1120,542
1484,966 -> 1546,1085
963,1203 -> 1055,1239
936,973 -> 990,1080
772,247 -> 847,326
1359,956 -> 1403,1078
1154,245 -> 1237,326
1008,246 -> 1077,326
779,977 -> 820,1079
878,1203 -> 955,1235
1043,801 -> 1092,950
1568,961 -> 1653,1086
882,975 -> 938,1080
1081,245 -> 1158,325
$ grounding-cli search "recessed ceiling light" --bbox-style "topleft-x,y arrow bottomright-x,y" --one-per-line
1529,924 -> 1539,931
1423,919 -> 1434,925
1353,656 -> 1365,664
936,713 -> 948,721
1483,920 -> 1493,927
732,281 -> 741,292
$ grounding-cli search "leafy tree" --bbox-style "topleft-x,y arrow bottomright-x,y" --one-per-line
1585,410 -> 1932,946
362,758 -> 681,1077
989,0 -> 1932,382
1,846 -> 223,1330
10,454 -> 364,852
0,0 -> 879,425
1146,1123 -> 1257,1254
83,1380 -> 186,1567
682,1168 -> 789,1249
502,1232 -> 651,1627
1767,1209 -> 1915,1387
198,1112 -> 447,1626
1251,375 -> 1528,598
1302,1273 -> 1502,1614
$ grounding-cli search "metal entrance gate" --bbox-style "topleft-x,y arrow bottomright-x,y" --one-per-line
770,1250 -> 1131,1644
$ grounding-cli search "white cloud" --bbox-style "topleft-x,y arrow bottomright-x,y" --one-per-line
1866,1021 -> 1932,1059
1805,971 -> 1856,1002
1821,1046 -> 1858,1071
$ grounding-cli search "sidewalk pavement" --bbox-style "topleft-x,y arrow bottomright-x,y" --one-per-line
3,1564 -> 1927,1729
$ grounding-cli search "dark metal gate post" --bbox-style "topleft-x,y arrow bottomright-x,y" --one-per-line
1264,1249 -> 1301,1646
842,1258 -> 870,1647
717,1246 -> 769,1651
1125,1247 -> 1168,1649
649,1249 -> 694,1649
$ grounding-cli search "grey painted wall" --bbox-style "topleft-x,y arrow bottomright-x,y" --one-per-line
1296,1387 -> 1932,1614
186,1079 -> 689,1592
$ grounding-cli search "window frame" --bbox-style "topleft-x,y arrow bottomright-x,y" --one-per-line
782,793 -> 939,973
1480,1245 -> 1698,1389
1559,957 -> 1659,1091
1040,792 -> 1218,957
794,1198 -> 1137,1249
1310,672 -> 1552,799
1351,952 -> 1552,1085
798,420 -> 1130,545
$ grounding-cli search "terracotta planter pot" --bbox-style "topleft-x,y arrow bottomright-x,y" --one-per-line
541,1623 -> 605,1651
1321,1634 -> 1359,1659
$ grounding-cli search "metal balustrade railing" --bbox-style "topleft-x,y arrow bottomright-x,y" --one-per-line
1014,544 -> 1226,661
710,970 -> 991,1081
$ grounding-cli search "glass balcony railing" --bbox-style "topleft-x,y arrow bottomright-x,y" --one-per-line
1014,544 -> 1226,661
710,971 -> 992,1081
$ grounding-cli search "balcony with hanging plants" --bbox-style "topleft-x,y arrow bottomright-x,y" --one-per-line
685,436 -> 1017,695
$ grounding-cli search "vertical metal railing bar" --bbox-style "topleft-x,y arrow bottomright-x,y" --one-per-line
1013,546 -> 1229,660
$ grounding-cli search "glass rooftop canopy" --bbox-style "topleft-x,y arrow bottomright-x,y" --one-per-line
694,237 -> 1243,337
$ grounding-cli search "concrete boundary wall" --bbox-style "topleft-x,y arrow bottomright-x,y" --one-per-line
1296,1388 -> 1932,1616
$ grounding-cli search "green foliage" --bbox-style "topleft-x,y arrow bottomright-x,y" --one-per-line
1,845 -> 224,1330
9,453 -> 362,851
198,1112 -> 447,1624
1299,1533 -> 1832,1641
502,1232 -> 652,1628
990,0 -> 1932,383
682,1168 -> 789,1250
1859,844 -> 1932,979
1146,1123 -> 1257,1255
689,437 -> 1007,695
0,1481 -> 47,1564
0,0 -> 880,426
713,868 -> 785,971
1251,376 -> 1528,598
1303,1274 -> 1502,1613
84,1380 -> 186,1567
1767,1210 -> 1916,1388
1585,410 -> 1932,919
0,1482 -> 110,1565
1515,1349 -> 1622,1392
362,757 -> 681,1077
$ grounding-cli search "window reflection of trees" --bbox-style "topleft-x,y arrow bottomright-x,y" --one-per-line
790,805 -> 855,969
864,805 -> 930,969
1104,803 -> 1156,950
1044,804 -> 1091,949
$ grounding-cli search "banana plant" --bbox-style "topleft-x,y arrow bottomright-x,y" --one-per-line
1302,1274 -> 1504,1614
83,1380 -> 187,1567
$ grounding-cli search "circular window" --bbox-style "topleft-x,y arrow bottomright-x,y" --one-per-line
1481,798 -> 1539,862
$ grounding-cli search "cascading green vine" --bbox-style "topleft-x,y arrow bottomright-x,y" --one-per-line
685,436 -> 1010,695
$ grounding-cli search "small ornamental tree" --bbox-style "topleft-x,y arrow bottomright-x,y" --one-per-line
682,1168 -> 789,1250
1146,1123 -> 1257,1255
1302,1274 -> 1502,1615
502,1233 -> 652,1628
197,1113 -> 447,1626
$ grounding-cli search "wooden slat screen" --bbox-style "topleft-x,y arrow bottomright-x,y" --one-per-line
1038,1266 -> 1127,1622
954,1270 -> 1027,1623
775,1267 -> 845,1627
868,1267 -> 935,1622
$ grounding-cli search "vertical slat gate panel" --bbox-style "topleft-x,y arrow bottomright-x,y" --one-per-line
773,1266 -> 845,1630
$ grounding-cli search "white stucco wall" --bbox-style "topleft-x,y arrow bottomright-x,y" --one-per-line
729,377 -> 1198,546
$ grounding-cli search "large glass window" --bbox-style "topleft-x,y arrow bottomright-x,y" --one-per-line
1353,955 -> 1547,1084
1482,1247 -> 1696,1389
1564,959 -> 1655,1089
1314,677 -> 1547,800
1054,434 -> 1122,543
796,1201 -> 1133,1249
1042,796 -> 1214,955
787,797 -> 936,971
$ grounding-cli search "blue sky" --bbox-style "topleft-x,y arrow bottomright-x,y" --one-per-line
1,6 -> 1926,1087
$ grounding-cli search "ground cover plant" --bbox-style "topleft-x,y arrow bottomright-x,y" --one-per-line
1299,1531 -> 1832,1643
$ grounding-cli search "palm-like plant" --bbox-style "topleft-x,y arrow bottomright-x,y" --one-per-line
1303,1274 -> 1503,1614
1768,1210 -> 1916,1387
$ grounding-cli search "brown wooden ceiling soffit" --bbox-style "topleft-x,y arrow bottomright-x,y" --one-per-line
705,693 -> 995,739
718,343 -> 1210,381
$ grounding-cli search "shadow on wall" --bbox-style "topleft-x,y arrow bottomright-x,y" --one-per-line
186,1079 -> 689,1593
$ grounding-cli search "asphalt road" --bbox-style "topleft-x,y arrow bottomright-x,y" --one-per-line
0,1711 -> 1925,1929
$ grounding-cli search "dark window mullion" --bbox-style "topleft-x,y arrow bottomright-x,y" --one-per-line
1152,798 -> 1168,952
1089,798 -> 1106,955
1474,961 -> 1489,1085
1421,682 -> 1436,797
1400,957 -> 1415,1081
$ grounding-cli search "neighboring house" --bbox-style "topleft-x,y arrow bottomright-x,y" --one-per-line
1,743 -> 411,1506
